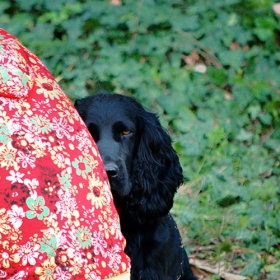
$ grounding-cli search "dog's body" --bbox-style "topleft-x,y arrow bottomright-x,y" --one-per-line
75,93 -> 197,280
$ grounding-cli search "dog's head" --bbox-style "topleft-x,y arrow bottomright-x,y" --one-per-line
75,93 -> 183,220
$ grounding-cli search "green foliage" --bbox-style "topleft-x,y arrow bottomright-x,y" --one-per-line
2,0 -> 280,277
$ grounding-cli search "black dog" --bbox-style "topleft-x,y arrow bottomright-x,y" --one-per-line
75,93 -> 197,280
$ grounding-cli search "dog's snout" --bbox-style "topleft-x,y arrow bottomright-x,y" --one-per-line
105,163 -> 119,179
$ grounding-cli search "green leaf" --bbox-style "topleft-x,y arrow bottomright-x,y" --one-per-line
178,122 -> 211,156
219,49 -> 244,69
236,129 -> 253,142
206,126 -> 227,147
15,0 -> 43,10
238,215 -> 249,229
253,17 -> 277,41
171,14 -> 200,31
62,18 -> 84,39
219,239 -> 232,253
207,67 -> 227,86
253,28 -> 274,41
178,209 -> 197,225
248,105 -> 261,120
258,113 -> 273,125
264,138 -> 280,153
0,2 -> 10,14
173,107 -> 196,133
235,229 -> 253,242
240,254 -> 263,276
44,0 -> 77,11
156,92 -> 189,117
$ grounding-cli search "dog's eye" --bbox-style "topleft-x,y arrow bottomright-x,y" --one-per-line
122,129 -> 132,135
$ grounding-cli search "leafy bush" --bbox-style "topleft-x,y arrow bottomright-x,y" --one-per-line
2,0 -> 280,277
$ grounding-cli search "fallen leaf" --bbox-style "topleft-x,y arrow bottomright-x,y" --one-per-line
272,3 -> 280,15
182,51 -> 200,66
110,0 -> 122,5
189,258 -> 249,280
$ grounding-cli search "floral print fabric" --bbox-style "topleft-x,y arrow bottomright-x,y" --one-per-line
0,29 -> 130,280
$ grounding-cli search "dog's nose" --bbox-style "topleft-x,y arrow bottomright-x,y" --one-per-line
105,163 -> 119,179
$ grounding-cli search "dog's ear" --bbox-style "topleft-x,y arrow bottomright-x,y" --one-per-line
74,99 -> 83,115
130,110 -> 184,220
74,99 -> 88,121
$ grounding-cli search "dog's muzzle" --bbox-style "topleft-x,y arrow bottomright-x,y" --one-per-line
104,162 -> 119,179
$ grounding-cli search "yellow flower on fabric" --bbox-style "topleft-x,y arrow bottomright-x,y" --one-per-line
42,215 -> 58,229
69,258 -> 83,275
0,209 -> 11,238
50,146 -> 70,169
7,227 -> 23,243
0,143 -> 19,171
68,184 -> 78,196
36,76 -> 62,100
41,218 -> 59,240
35,257 -> 57,280
31,142 -> 46,158
98,214 -> 115,239
0,241 -> 18,268
0,246 -> 13,268
14,101 -> 32,116
82,150 -> 99,170
84,264 -> 101,280
0,110 -> 10,123
86,175 -> 107,209
66,210 -> 80,227
56,100 -> 79,124
100,207 -> 113,220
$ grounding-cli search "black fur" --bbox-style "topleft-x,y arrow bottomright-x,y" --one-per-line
75,93 -> 197,280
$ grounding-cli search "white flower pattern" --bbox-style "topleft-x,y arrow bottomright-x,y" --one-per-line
7,204 -> 25,229
14,242 -> 40,266
6,170 -> 24,183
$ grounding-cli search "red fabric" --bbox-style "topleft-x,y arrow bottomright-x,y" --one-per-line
0,29 -> 130,279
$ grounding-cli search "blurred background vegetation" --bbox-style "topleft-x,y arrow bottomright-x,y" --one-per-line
1,0 -> 280,278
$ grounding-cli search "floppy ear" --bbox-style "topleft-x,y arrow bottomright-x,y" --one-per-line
74,99 -> 86,120
129,109 -> 184,220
